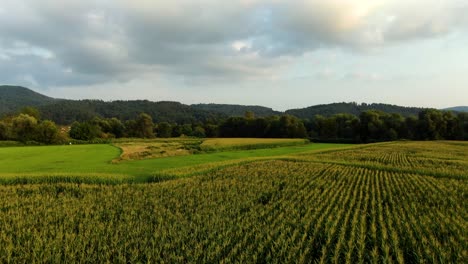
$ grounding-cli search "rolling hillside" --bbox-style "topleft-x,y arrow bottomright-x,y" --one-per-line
1,85 -> 452,124
443,106 -> 468,112
38,100 -> 225,124
191,103 -> 281,117
0,86 -> 224,124
0,85 -> 57,115
286,102 -> 426,119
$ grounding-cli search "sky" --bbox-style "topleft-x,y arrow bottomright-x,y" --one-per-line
0,0 -> 467,111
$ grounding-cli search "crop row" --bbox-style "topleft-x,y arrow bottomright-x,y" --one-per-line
305,141 -> 468,179
0,157 -> 466,263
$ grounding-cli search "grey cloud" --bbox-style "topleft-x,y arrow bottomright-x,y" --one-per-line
0,0 -> 128,77
0,52 -> 111,88
383,2 -> 468,42
0,0 -> 467,88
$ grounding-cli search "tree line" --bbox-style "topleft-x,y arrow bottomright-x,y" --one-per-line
0,107 -> 62,144
0,107 -> 467,144
306,110 -> 468,142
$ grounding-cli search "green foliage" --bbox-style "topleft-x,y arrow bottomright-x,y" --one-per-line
109,117 -> 126,137
88,117 -> 125,138
36,120 -> 59,144
0,85 -> 56,116
192,103 -> 280,117
443,106 -> 468,112
279,115 -> 308,138
457,113 -> 468,140
418,109 -> 446,140
1,86 -> 467,143
180,123 -> 193,136
192,125 -> 206,138
38,100 -> 225,125
156,122 -> 172,138
11,114 -> 38,142
134,113 -> 155,138
0,121 -> 10,140
204,124 -> 219,137
287,102 -> 425,119
244,110 -> 255,119
0,112 -> 61,144
69,121 -> 101,140
20,106 -> 41,120
219,115 -> 307,138
124,113 -> 155,138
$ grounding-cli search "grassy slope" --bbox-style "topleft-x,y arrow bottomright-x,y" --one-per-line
0,142 -> 351,182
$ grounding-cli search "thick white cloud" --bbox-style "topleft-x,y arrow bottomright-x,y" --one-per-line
0,0 -> 467,90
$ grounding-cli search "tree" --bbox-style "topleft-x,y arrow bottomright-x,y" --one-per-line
404,116 -> 418,140
171,124 -> 183,137
278,115 -> 307,138
181,124 -> 193,137
443,111 -> 458,140
192,126 -> 206,138
0,121 -> 11,140
319,117 -> 338,139
12,114 -> 38,142
219,117 -> 246,137
382,113 -> 404,140
36,120 -> 59,144
107,118 -> 125,138
360,110 -> 385,142
156,122 -> 172,138
456,113 -> 468,140
69,121 -> 101,140
20,107 -> 41,120
417,109 -> 446,140
252,118 -> 268,137
134,113 -> 155,138
245,111 -> 255,119
204,124 -> 219,137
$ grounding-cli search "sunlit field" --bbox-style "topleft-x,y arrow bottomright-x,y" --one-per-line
0,140 -> 466,262
0,138 -> 347,183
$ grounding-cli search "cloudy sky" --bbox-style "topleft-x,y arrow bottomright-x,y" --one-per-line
0,0 -> 467,110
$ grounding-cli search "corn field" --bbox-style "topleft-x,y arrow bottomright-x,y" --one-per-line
0,141 -> 466,263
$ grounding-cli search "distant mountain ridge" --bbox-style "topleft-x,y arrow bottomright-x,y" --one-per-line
0,86 -> 225,124
0,85 -> 57,114
191,103 -> 281,117
286,102 -> 426,119
0,85 -> 460,124
38,99 -> 224,124
443,106 -> 468,113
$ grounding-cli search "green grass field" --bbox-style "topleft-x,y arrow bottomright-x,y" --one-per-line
0,140 -> 466,262
0,139 -> 350,183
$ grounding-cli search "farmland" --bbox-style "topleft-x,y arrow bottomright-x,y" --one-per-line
0,140 -> 466,262
112,138 -> 308,162
0,139 -> 346,183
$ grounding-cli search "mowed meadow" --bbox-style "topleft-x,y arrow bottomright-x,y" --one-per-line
0,138 -> 342,184
0,139 -> 466,263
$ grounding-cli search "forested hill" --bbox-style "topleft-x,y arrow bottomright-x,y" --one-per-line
38,100 -> 225,125
0,85 -> 57,114
0,85 -> 455,125
0,86 -> 225,124
286,102 -> 426,119
191,103 -> 281,117
443,106 -> 468,113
